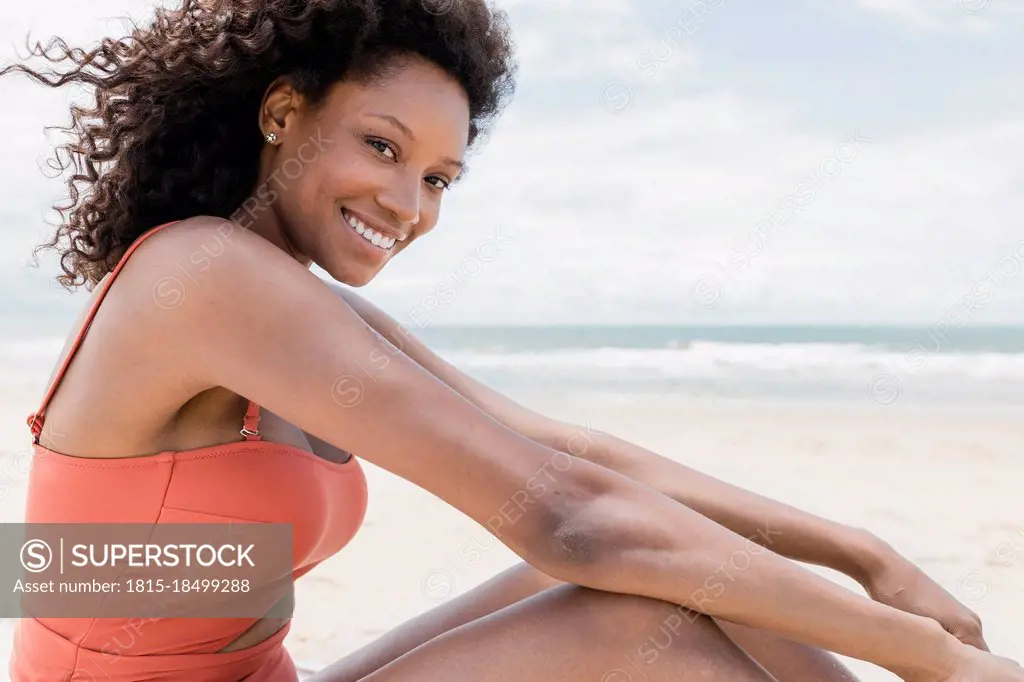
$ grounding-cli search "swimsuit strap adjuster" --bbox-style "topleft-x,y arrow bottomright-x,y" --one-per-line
26,413 -> 43,443
241,400 -> 261,441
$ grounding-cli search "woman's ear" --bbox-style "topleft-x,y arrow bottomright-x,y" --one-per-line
259,77 -> 303,141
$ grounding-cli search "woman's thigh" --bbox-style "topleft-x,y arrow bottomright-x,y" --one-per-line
715,621 -> 860,682
313,583 -> 777,682
311,563 -> 859,682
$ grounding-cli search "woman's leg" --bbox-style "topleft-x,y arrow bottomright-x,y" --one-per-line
715,621 -> 860,682
312,563 -> 859,682
313,582 -> 776,682
311,563 -> 563,681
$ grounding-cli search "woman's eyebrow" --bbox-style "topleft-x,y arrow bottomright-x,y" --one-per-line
367,112 -> 466,170
368,112 -> 416,139
442,156 -> 466,171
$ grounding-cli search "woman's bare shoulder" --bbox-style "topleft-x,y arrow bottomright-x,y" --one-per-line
98,215 -> 311,381
125,215 -> 280,273
113,216 -> 307,316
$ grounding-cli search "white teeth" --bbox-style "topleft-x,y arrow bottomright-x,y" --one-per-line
344,211 -> 397,251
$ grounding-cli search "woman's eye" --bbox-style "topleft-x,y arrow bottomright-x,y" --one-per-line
368,139 -> 396,160
426,176 -> 451,191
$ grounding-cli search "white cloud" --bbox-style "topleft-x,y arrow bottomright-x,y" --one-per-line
363,84 -> 1024,324
2,0 -> 1023,327
502,0 -> 699,83
844,0 -> 1024,32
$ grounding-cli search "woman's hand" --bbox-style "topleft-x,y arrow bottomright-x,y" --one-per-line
865,549 -> 989,650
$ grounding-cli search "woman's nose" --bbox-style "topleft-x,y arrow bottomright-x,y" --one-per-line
375,177 -> 421,227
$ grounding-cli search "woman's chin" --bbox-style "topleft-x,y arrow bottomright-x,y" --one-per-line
328,264 -> 379,287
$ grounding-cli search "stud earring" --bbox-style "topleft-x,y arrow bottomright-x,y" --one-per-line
265,132 -> 278,144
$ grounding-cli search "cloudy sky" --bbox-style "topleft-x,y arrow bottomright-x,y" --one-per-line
2,0 -> 1024,329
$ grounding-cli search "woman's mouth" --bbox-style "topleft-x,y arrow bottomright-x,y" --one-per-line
342,208 -> 397,251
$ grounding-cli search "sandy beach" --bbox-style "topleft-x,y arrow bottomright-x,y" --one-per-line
0,382 -> 1020,681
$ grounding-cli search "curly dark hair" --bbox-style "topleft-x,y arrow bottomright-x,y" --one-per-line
1,0 -> 517,290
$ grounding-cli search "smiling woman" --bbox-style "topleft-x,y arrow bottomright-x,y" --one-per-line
2,1 -> 1024,681
3,1 -> 509,292
247,60 -> 474,284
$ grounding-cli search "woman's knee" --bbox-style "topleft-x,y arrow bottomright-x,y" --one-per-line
332,584 -> 774,682
564,587 -> 855,682
552,586 -> 774,681
554,585 -> 727,649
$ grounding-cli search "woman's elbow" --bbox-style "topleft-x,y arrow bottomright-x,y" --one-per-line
520,479 -> 648,581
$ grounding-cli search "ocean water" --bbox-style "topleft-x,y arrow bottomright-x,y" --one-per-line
5,325 -> 1024,408
410,325 -> 1024,408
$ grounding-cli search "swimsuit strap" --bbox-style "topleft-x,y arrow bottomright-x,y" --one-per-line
241,399 -> 262,441
26,220 -> 262,444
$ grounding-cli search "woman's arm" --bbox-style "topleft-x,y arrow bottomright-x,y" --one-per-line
328,283 -> 886,583
139,219 -> 968,680
330,284 -> 991,650
328,285 -> 991,650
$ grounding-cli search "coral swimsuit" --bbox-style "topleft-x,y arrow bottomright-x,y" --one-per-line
11,221 -> 369,681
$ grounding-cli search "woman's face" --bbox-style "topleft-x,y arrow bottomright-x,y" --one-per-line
253,54 -> 471,286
